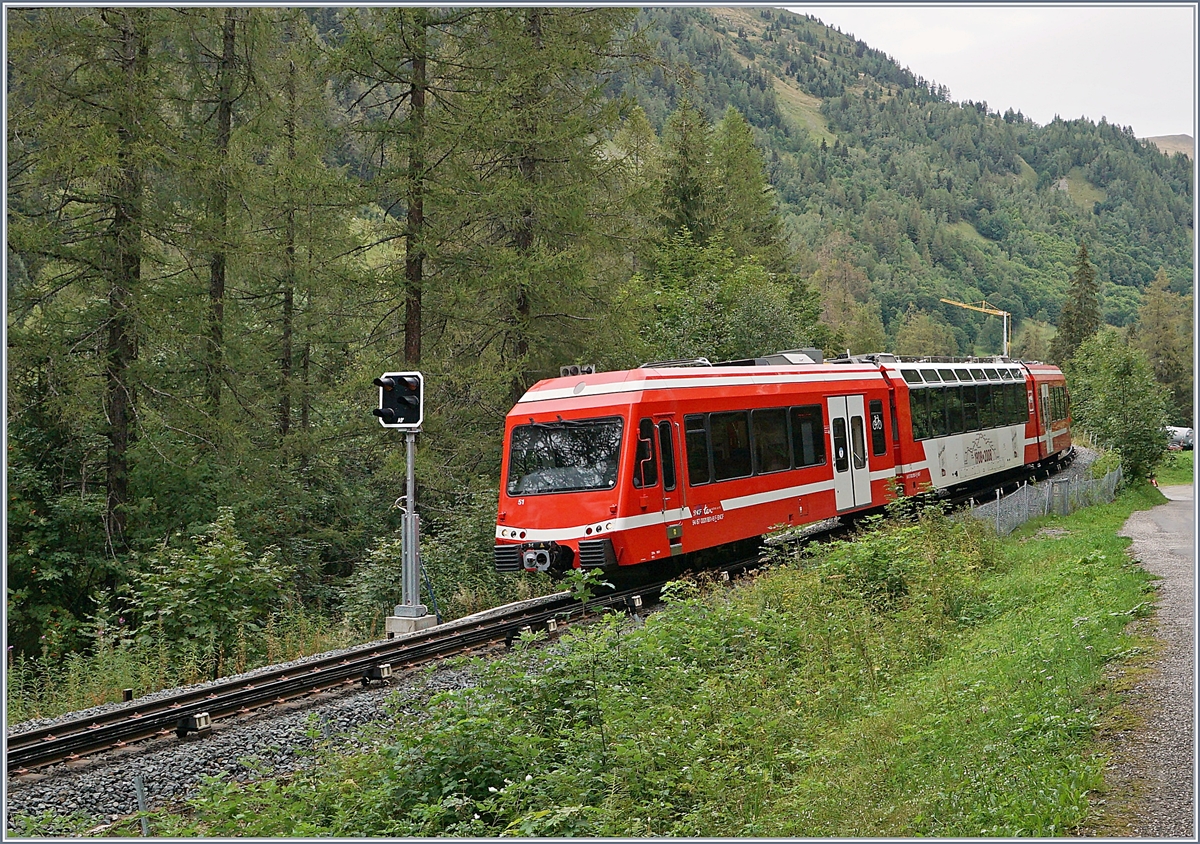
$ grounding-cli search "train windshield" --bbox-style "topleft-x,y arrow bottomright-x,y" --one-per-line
506,417 -> 624,495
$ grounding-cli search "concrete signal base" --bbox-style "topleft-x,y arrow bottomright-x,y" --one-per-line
386,612 -> 438,637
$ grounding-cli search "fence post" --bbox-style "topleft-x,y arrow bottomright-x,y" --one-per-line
996,488 -> 1002,534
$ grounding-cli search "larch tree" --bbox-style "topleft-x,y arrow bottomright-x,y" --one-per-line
710,106 -> 787,271
454,7 -> 638,404
7,7 -> 175,553
6,6 -> 179,651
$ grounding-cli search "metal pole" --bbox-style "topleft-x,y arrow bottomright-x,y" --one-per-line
395,430 -> 426,618
996,488 -> 1002,534
134,774 -> 150,836
405,430 -> 416,608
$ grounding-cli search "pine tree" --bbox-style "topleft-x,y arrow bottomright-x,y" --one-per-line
1049,242 -> 1101,364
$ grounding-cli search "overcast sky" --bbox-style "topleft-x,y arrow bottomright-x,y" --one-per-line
785,4 -> 1196,139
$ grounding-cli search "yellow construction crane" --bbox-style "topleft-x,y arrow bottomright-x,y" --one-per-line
939,298 -> 1010,357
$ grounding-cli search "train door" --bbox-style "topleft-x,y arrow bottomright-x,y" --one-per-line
827,395 -> 871,511
653,415 -> 685,556
1039,383 -> 1053,458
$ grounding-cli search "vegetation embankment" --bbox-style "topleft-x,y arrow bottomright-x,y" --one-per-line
1154,449 -> 1193,486
83,485 -> 1162,838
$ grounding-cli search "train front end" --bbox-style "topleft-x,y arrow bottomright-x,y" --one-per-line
493,372 -> 635,576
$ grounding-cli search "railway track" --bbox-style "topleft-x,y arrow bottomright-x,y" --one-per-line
5,583 -> 662,775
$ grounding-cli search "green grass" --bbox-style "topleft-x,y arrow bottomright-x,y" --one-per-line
1064,167 -> 1107,212
1014,154 -> 1039,188
1156,449 -> 1193,486
948,219 -> 988,245
26,487 -> 1162,838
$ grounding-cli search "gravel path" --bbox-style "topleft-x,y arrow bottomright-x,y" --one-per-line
1085,484 -> 1195,836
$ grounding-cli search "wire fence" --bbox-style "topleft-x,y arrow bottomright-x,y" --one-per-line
967,464 -> 1124,536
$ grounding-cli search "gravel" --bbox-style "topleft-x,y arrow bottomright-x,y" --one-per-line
6,589 -> 569,740
5,662 -> 480,833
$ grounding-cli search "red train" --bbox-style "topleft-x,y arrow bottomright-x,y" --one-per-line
493,350 -> 1072,576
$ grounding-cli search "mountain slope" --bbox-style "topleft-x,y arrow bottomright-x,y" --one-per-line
621,7 -> 1193,349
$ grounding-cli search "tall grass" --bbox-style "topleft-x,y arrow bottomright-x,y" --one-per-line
98,486 -> 1160,838
6,605 -> 360,725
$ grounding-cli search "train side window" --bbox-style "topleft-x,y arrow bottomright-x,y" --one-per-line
657,421 -> 676,491
832,417 -> 849,472
930,387 -> 949,438
684,414 -> 711,486
911,388 -> 930,441
790,405 -> 826,467
632,419 -> 658,489
946,386 -> 965,434
868,399 -> 887,455
1014,383 -> 1028,423
752,408 -> 790,474
978,384 -> 994,429
711,411 -> 752,481
850,415 -> 867,470
901,370 -> 922,385
962,384 -> 979,431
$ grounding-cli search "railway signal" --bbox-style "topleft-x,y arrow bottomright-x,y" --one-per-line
373,371 -> 423,429
372,370 -> 435,635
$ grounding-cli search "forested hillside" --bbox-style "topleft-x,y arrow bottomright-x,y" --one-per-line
6,7 -> 1192,664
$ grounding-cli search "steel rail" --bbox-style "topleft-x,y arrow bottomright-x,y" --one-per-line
7,586 -> 657,773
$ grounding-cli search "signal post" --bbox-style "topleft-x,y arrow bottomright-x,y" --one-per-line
373,372 -> 438,637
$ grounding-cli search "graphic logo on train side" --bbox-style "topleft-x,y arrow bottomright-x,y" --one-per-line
964,433 -> 998,466
691,502 -> 725,526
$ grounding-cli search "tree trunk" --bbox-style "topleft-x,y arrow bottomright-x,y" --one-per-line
206,8 -> 236,415
279,56 -> 297,438
403,11 -> 427,366
508,10 -> 541,406
104,8 -> 146,552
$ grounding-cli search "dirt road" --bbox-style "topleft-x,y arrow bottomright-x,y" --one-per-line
1092,484 -> 1195,836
